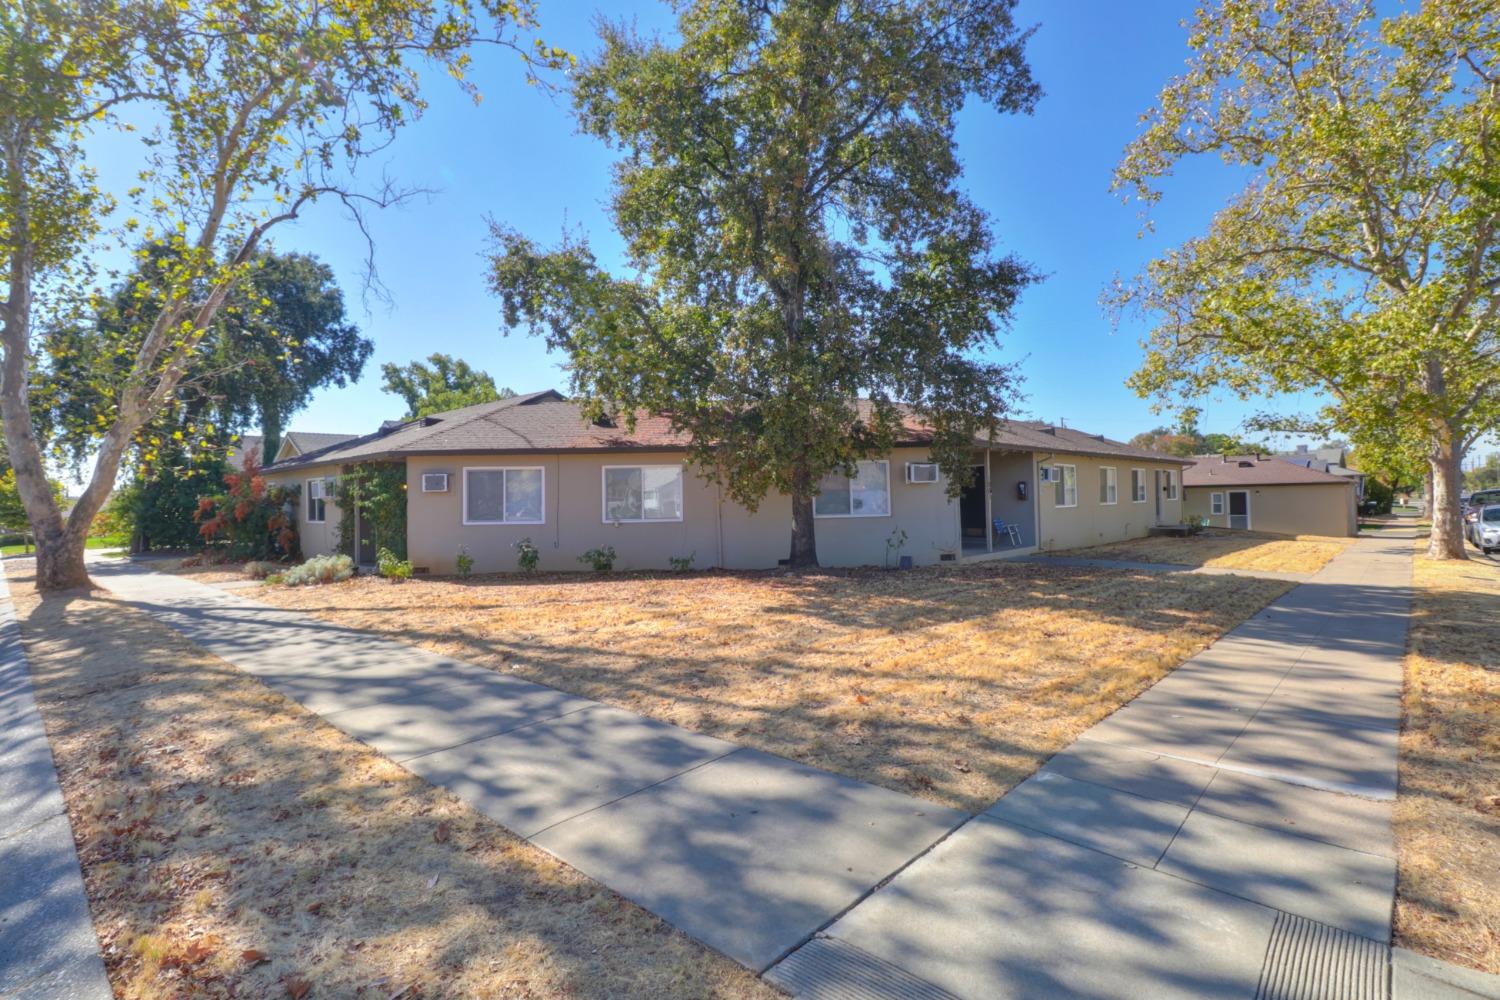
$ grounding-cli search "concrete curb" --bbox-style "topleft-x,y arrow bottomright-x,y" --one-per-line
0,562 -> 112,1000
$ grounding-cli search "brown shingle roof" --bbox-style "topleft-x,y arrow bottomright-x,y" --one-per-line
265,390 -> 1188,471
1183,454 -> 1355,488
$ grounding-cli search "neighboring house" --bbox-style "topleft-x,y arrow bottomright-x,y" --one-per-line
264,390 -> 1190,573
228,431 -> 357,470
1273,444 -> 1365,499
226,435 -> 262,470
1183,455 -> 1358,537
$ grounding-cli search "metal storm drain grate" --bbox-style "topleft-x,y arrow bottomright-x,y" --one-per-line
766,936 -> 960,1000
1255,912 -> 1390,1000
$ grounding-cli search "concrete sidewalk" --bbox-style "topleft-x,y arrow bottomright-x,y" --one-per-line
0,564 -> 112,1000
88,558 -> 966,974
769,532 -> 1415,999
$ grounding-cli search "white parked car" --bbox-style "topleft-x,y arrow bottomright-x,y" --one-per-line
1467,503 -> 1500,554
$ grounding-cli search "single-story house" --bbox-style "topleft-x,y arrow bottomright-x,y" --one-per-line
1272,444 -> 1365,499
264,390 -> 1190,573
229,431 -> 358,470
1183,455 -> 1358,537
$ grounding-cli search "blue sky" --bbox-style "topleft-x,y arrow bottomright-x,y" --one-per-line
209,1 -> 1330,448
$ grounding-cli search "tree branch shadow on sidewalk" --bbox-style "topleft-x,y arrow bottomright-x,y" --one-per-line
9,563 -> 775,999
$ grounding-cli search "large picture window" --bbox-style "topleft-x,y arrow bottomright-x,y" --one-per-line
1053,464 -> 1078,508
603,465 -> 684,522
306,478 -> 329,523
464,467 -> 545,524
814,461 -> 891,518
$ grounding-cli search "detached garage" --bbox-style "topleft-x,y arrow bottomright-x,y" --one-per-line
1183,455 -> 1358,537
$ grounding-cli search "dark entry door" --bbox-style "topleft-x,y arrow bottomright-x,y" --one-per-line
959,464 -> 988,539
1228,490 -> 1250,530
356,506 -> 378,564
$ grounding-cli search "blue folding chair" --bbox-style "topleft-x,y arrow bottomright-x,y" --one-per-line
993,518 -> 1021,547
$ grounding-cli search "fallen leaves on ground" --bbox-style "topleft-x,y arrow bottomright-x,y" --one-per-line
1395,544 -> 1500,974
248,559 -> 1292,812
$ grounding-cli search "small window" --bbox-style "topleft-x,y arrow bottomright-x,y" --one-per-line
1165,470 -> 1179,500
1053,464 -> 1078,508
306,478 -> 328,523
1099,466 -> 1118,505
1131,469 -> 1147,502
1210,492 -> 1225,515
603,465 -> 684,522
464,467 -> 545,525
815,460 -> 891,518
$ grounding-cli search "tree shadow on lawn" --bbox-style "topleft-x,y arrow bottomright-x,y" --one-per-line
109,558 -> 1400,812
11,569 -> 775,999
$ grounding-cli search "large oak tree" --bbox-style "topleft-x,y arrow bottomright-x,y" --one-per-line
1112,0 -> 1500,558
490,0 -> 1039,567
2,0 -> 558,589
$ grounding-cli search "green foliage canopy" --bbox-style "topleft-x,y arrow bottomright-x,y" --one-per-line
1111,0 -> 1500,558
489,0 -> 1039,566
1,0 -> 562,589
380,353 -> 513,418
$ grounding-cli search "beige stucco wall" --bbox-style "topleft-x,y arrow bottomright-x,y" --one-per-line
987,450 -> 1038,548
404,447 -> 962,573
1184,483 -> 1357,537
265,463 -> 344,558
1035,454 -> 1184,551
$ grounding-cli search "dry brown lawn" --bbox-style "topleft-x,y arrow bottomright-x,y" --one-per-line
248,562 -> 1293,812
10,562 -> 775,1000
1058,530 -> 1354,574
1396,545 -> 1500,973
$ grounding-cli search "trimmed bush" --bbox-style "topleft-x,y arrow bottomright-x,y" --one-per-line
274,554 -> 354,586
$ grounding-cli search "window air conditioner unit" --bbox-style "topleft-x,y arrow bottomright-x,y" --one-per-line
1038,466 -> 1053,482
421,472 -> 450,493
906,462 -> 939,484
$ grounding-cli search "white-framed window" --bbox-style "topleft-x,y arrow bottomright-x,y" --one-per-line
1099,466 -> 1118,505
1131,468 -> 1147,502
602,465 -> 684,522
814,460 -> 891,518
1164,469 -> 1179,500
464,467 -> 545,525
1210,492 -> 1225,515
1053,464 -> 1078,508
306,478 -> 328,523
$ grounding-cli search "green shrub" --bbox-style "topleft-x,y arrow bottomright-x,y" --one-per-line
669,552 -> 695,572
274,554 -> 354,586
578,545 -> 617,572
377,546 -> 413,580
515,537 -> 540,573
456,545 -> 474,577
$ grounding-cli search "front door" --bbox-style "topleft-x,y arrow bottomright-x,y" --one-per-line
1228,490 -> 1251,530
959,464 -> 988,540
355,505 -> 378,565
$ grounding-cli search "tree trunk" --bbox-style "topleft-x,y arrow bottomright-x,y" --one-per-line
1426,422 -> 1467,559
33,519 -> 91,590
260,406 -> 282,467
787,460 -> 819,569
